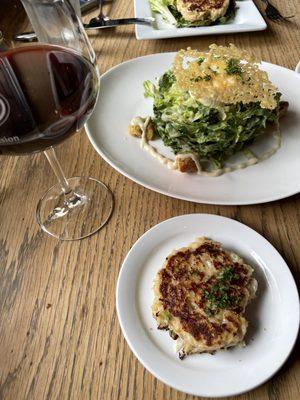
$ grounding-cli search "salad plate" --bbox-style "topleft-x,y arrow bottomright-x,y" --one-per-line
134,0 -> 266,40
86,52 -> 300,205
116,214 -> 300,397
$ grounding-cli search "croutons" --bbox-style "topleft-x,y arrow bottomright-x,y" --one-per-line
176,155 -> 198,173
128,120 -> 155,141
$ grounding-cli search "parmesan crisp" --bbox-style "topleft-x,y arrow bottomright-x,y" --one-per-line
173,44 -> 278,109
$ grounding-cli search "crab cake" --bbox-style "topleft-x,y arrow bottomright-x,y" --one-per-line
176,0 -> 230,23
152,237 -> 257,359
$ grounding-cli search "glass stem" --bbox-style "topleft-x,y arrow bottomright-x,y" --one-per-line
44,147 -> 72,195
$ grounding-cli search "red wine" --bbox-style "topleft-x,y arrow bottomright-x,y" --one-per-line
0,44 -> 98,155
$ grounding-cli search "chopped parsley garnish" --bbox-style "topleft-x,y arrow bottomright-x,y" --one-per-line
218,266 -> 238,282
190,74 -> 211,83
190,76 -> 202,83
225,58 -> 243,76
198,57 -> 205,65
204,267 -> 240,315
204,285 -> 232,310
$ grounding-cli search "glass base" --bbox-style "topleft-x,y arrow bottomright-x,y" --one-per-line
36,176 -> 114,241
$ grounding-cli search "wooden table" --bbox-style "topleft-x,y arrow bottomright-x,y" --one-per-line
0,1 -> 299,399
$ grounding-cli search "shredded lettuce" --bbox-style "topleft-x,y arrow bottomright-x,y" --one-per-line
143,80 -> 157,98
150,0 -> 237,28
149,0 -> 178,26
144,71 -> 280,168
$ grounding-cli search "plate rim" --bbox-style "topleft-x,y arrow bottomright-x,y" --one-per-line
116,213 -> 300,397
134,0 -> 267,40
86,52 -> 300,206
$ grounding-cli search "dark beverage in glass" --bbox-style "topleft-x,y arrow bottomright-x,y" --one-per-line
2,0 -> 114,241
0,44 -> 98,155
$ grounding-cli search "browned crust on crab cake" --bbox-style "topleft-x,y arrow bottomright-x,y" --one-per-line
152,237 -> 257,359
176,0 -> 230,23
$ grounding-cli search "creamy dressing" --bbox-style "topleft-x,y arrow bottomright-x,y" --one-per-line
176,152 -> 202,172
130,117 -> 281,177
131,117 -> 177,170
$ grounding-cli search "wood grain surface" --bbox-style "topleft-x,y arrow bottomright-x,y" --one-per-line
0,1 -> 299,399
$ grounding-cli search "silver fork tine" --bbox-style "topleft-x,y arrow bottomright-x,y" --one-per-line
268,9 -> 280,20
264,1 -> 294,22
267,4 -> 279,16
267,7 -> 281,21
270,15 -> 282,22
265,10 -> 275,20
270,10 -> 285,22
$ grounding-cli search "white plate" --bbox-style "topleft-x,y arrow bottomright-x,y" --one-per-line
86,52 -> 300,205
116,214 -> 300,398
134,0 -> 266,40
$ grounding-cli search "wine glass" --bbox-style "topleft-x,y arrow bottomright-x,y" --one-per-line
0,0 -> 113,240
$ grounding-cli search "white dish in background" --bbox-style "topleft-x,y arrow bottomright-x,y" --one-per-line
134,0 -> 266,40
116,214 -> 300,398
296,62 -> 300,73
86,52 -> 300,205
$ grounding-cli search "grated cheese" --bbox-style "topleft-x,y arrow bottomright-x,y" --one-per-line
173,44 -> 278,109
